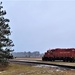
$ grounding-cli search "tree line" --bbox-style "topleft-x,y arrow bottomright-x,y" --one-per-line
12,51 -> 43,58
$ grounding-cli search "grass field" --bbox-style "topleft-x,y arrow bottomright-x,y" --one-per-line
14,57 -> 42,61
0,63 -> 75,75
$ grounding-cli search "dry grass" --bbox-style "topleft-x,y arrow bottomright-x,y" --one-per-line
0,63 -> 75,75
14,57 -> 42,61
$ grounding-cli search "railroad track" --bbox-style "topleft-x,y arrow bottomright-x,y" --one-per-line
10,60 -> 75,69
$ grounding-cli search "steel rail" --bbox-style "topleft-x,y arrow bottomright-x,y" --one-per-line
10,60 -> 75,69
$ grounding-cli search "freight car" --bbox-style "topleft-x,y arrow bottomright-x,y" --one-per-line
42,48 -> 75,62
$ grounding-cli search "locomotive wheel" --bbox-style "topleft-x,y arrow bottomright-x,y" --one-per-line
42,57 -> 49,61
69,58 -> 75,62
42,57 -> 46,61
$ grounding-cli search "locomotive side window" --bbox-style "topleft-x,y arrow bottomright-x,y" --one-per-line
72,49 -> 75,51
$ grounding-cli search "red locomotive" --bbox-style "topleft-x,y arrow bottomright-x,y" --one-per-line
42,48 -> 75,62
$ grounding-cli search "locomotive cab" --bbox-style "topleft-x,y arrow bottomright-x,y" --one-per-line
42,50 -> 54,61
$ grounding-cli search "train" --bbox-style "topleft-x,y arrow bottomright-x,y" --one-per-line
42,48 -> 75,62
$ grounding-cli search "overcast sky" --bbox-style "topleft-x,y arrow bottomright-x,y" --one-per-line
2,0 -> 75,53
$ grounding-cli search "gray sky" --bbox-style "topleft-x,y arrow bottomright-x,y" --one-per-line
2,0 -> 75,53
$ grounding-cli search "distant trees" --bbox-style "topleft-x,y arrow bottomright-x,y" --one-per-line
12,51 -> 43,58
0,2 -> 14,66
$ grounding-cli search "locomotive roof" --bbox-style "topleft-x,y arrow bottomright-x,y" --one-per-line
47,48 -> 75,52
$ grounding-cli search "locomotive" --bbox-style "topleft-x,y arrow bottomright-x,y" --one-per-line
42,48 -> 75,62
